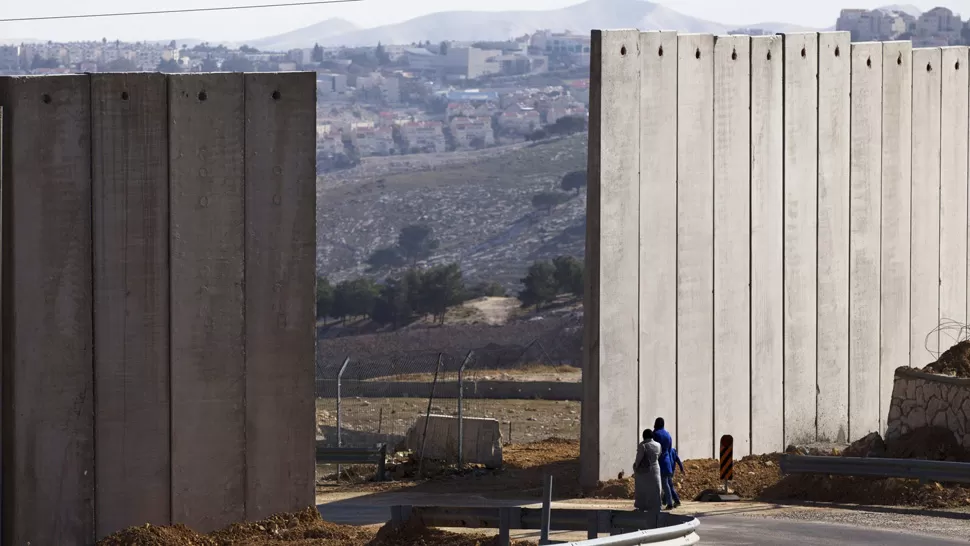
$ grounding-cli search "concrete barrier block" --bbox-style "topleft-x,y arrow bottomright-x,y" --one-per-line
816,32 -> 851,444
406,415 -> 503,468
939,47 -> 969,327
879,41 -> 913,433
168,73 -> 246,531
713,34 -> 751,457
910,47 -> 942,367
92,73 -> 172,538
676,33 -> 715,459
638,30 -> 678,441
749,35 -> 784,454
0,74 -> 96,545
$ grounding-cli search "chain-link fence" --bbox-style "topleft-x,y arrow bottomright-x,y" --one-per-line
315,339 -> 582,464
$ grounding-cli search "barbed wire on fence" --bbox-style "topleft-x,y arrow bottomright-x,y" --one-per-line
925,319 -> 970,361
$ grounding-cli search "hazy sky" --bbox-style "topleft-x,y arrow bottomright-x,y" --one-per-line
2,0 -> 969,43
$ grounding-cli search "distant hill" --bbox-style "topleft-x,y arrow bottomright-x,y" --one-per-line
252,0 -> 819,50
250,17 -> 360,51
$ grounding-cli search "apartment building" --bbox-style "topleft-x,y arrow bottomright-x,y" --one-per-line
449,117 -> 495,149
351,127 -> 396,156
497,110 -> 540,135
546,103 -> 587,125
398,121 -> 446,152
0,46 -> 20,70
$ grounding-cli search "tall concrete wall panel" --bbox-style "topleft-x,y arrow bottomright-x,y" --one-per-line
848,42 -> 883,440
585,32 -> 970,483
878,42 -> 913,432
749,35 -> 785,454
582,29 -> 641,487
782,33 -> 819,446
637,31 -> 678,441
1,72 -> 317,540
713,35 -> 751,457
816,32 -> 851,443
910,48 -> 942,366
0,75 -> 96,545
675,33 -> 715,458
92,73 -> 172,538
939,47 -> 969,327
243,73 -> 317,520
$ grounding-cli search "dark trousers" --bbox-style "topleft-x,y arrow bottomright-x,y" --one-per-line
661,473 -> 679,507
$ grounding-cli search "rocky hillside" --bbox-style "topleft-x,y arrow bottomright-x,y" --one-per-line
316,134 -> 587,287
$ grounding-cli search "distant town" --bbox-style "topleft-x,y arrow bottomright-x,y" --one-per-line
0,5 -> 966,171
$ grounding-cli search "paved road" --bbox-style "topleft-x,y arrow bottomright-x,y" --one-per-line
316,492 -> 970,545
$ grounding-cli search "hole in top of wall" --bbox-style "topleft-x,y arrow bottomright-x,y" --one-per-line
766,50 -> 772,61
897,52 -> 903,65
835,46 -> 841,57
695,48 -> 701,59
272,90 -> 282,101
658,45 -> 663,57
956,60 -> 961,70
867,57 -> 872,68
927,62 -> 933,72
620,46 -> 627,56
121,91 -> 130,101
801,46 -> 806,58
41,94 -> 52,104
198,90 -> 208,101
731,48 -> 737,61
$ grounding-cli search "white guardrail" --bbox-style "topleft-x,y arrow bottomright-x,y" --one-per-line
390,505 -> 700,546
780,454 -> 970,483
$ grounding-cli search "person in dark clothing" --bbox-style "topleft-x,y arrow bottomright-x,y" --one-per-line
652,417 -> 681,509
632,428 -> 662,513
666,446 -> 685,507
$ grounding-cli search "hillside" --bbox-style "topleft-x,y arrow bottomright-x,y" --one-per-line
316,135 -> 587,287
254,0 -> 817,49
250,18 -> 360,51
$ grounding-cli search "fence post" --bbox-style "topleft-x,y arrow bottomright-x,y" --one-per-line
539,474 -> 553,545
457,350 -> 474,468
418,353 -> 444,477
335,356 -> 350,480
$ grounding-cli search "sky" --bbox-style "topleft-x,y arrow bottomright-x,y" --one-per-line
2,0 -> 970,44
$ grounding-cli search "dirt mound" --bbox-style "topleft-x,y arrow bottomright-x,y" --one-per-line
761,475 -> 970,508
97,524 -> 212,546
923,340 -> 970,377
371,519 -> 530,546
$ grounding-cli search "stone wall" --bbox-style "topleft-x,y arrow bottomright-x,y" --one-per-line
886,367 -> 970,449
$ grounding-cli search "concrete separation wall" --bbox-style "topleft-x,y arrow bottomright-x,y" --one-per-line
405,415 -> 503,468
316,379 -> 582,400
886,368 -> 970,449
584,32 -> 969,486
0,73 -> 316,543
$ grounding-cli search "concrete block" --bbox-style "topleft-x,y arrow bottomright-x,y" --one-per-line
244,73 -> 317,520
816,32 -> 851,444
638,30 -> 678,440
909,47 -> 950,367
939,47 -> 969,326
91,73 -> 172,538
879,41 -> 913,433
0,75 -> 95,545
781,33 -> 819,445
749,35 -> 784,454
406,415 -> 502,469
168,73 -> 246,531
849,41 -> 883,440
713,34 -> 751,457
676,33 -> 715,459
582,29 -> 641,488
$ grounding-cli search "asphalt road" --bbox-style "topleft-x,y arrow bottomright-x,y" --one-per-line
316,493 -> 970,544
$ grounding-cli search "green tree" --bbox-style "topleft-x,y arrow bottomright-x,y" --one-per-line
239,45 -> 260,53
440,41 -> 449,55
371,277 -> 413,327
376,42 -> 390,65
366,246 -> 405,272
467,281 -> 507,299
156,58 -> 182,73
532,191 -> 570,214
398,224 -> 439,266
560,170 -> 586,195
316,277 -> 334,319
312,43 -> 325,63
518,261 -> 558,311
416,263 -> 465,324
332,278 -> 379,321
552,256 -> 584,297
200,57 -> 220,72
103,58 -> 138,72
221,56 -> 255,72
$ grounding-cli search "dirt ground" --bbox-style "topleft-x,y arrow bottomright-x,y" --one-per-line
317,398 -> 580,446
97,507 -> 529,546
364,364 -> 582,383
923,339 -> 970,377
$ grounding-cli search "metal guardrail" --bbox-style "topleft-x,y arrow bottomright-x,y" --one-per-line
390,505 -> 700,546
315,442 -> 387,481
780,454 -> 970,484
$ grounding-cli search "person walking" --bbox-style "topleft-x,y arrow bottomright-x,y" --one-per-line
632,429 -> 662,514
651,417 -> 679,509
665,446 -> 685,508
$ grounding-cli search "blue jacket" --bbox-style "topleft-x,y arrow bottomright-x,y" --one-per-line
653,427 -> 674,475
670,447 -> 685,474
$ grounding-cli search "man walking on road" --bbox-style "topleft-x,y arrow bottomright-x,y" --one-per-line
652,417 -> 681,509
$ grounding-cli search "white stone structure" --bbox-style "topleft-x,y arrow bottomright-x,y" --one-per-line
886,368 -> 970,449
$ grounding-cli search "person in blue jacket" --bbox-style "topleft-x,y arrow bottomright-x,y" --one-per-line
652,417 -> 683,509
